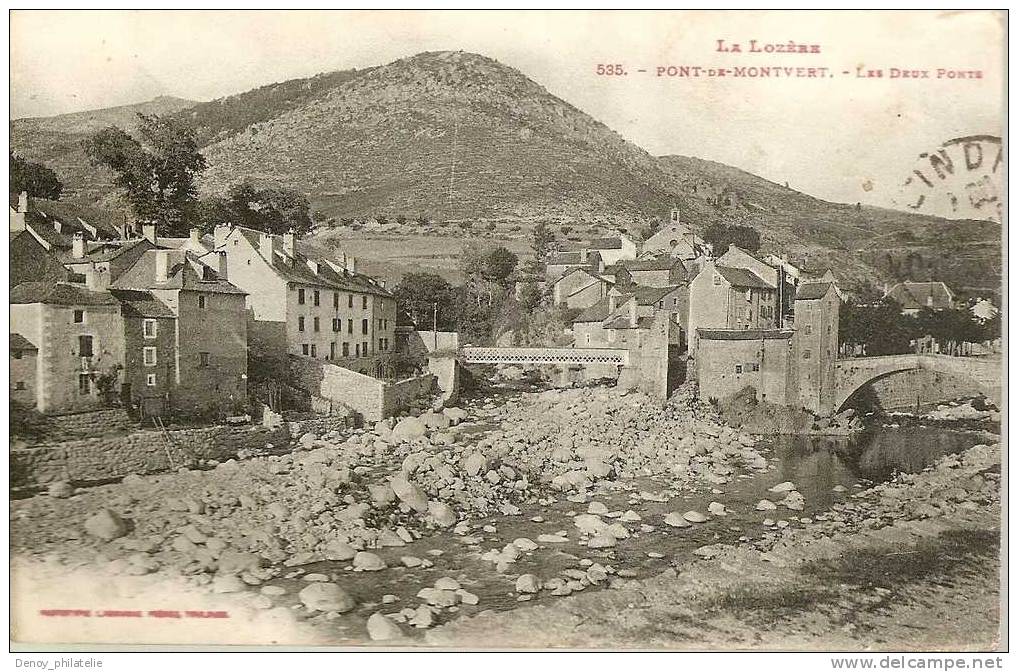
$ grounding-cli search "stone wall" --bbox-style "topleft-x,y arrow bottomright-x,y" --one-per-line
382,374 -> 437,418
11,423 -> 292,490
13,408 -> 137,442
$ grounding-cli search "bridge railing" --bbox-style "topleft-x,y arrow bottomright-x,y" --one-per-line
459,346 -> 630,366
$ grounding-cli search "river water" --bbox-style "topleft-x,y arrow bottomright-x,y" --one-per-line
268,419 -> 991,643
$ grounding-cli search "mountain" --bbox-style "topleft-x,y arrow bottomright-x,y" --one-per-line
10,51 -> 1001,296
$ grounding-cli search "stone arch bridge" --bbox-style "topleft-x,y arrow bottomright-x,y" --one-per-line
833,354 -> 1001,413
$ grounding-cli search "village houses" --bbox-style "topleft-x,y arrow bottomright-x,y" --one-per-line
883,280 -> 956,315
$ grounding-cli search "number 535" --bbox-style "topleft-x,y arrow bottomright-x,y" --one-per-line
596,64 -> 626,76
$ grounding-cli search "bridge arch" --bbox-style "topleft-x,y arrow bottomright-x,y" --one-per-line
832,354 -> 1000,412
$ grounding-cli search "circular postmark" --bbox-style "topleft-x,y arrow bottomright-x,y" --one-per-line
894,135 -> 1002,222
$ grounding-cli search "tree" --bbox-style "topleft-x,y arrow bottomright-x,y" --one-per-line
481,247 -> 518,285
200,181 -> 312,235
703,222 -> 762,255
393,273 -> 456,331
9,152 -> 63,199
531,222 -> 555,263
82,113 -> 206,235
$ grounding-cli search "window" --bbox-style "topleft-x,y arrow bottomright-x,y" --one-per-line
146,373 -> 157,387
713,273 -> 722,286
330,342 -> 337,359
73,309 -> 85,324
379,338 -> 384,352
342,342 -> 349,357
199,352 -> 210,367
198,295 -> 207,310
355,343 -> 361,357
348,319 -> 353,334
298,288 -> 306,305
735,365 -> 743,374
362,296 -> 368,309
310,344 -> 317,358
78,374 -> 91,395
362,318 -> 369,335
804,324 -> 812,334
302,344 -> 309,355
143,346 -> 157,367
313,317 -> 320,332
362,341 -> 368,356
803,350 -> 812,360
333,318 -> 340,332
745,289 -> 752,301
78,335 -> 94,357
298,316 -> 305,332
15,381 -> 25,390
348,294 -> 353,309
313,290 -> 320,306
334,292 -> 339,309
143,319 -> 157,339
750,363 -> 760,372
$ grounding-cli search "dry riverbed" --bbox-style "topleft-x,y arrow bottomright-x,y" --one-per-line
9,383 -> 1001,648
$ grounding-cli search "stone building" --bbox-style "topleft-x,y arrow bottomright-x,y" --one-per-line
791,282 -> 840,413
587,233 -> 639,267
110,248 -> 249,417
695,329 -> 795,405
10,282 -> 127,414
210,225 -> 396,369
641,209 -> 707,260
883,280 -> 955,315
617,257 -> 687,288
552,267 -> 612,309
686,259 -> 779,352
545,249 -> 602,282
10,332 -> 39,406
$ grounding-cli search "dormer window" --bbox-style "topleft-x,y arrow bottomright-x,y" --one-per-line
713,273 -> 722,286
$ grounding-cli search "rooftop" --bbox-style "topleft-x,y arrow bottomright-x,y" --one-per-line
110,249 -> 246,295
10,281 -> 121,306
10,333 -> 38,352
716,265 -> 775,290
884,281 -> 955,310
108,289 -> 177,319
573,297 -> 612,323
794,282 -> 835,301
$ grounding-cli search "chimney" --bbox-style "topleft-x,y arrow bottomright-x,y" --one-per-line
347,256 -> 357,274
84,265 -> 109,291
214,223 -> 231,249
580,248 -> 588,263
629,299 -> 637,327
72,232 -> 86,259
142,222 -> 157,244
670,207 -> 679,223
155,250 -> 170,282
52,220 -> 61,234
259,232 -> 276,263
18,191 -> 29,213
306,258 -> 320,275
283,229 -> 296,257
216,250 -> 228,280
189,228 -> 202,247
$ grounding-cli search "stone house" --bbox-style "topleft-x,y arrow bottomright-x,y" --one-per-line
883,281 -> 955,315
110,248 -> 249,417
695,329 -> 795,405
686,260 -> 779,353
210,225 -> 396,369
9,192 -> 123,254
642,210 -> 707,260
587,233 -> 639,267
716,246 -> 779,288
552,267 -> 612,309
10,332 -> 39,406
10,282 -> 127,414
571,297 -> 613,348
618,257 -> 688,288
109,289 -> 179,417
545,249 -> 602,282
9,229 -> 70,286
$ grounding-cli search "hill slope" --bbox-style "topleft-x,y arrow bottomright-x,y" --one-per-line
10,51 -> 1001,295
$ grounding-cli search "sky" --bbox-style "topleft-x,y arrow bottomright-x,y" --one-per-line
9,10 -> 1005,216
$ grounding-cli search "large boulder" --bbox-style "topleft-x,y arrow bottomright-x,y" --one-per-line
367,612 -> 403,640
323,539 -> 357,561
390,474 -> 429,513
427,501 -> 457,528
298,583 -> 356,613
462,452 -> 488,477
84,509 -> 128,541
391,417 -> 427,442
419,411 -> 451,430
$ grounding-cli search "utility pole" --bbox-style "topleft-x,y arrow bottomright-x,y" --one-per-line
433,301 -> 438,351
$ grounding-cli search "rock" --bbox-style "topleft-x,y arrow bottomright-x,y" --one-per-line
456,589 -> 479,605
587,502 -> 609,515
620,510 -> 641,522
47,481 -> 74,498
267,502 -> 289,519
756,499 -> 778,511
353,551 -> 387,571
218,550 -> 263,575
443,407 -> 469,425
537,534 -> 569,544
323,540 -> 357,561
707,502 -> 727,516
390,474 -> 429,513
664,512 -> 691,528
299,583 -> 356,613
419,411 -> 451,430
298,432 -> 317,448
683,511 -> 708,523
368,483 -> 396,505
84,509 -> 128,541
780,491 -> 805,511
587,533 -> 617,548
391,417 -> 428,442
261,586 -> 287,597
516,574 -> 542,593
367,612 -> 403,641
377,529 -> 407,547
434,577 -> 461,591
769,481 -> 796,493
833,485 -> 848,493
410,605 -> 434,628
573,514 -> 607,535
427,501 -> 457,528
212,575 -> 246,593
463,452 -> 487,477
485,470 -> 501,484
401,556 -> 424,568
302,573 -> 329,582
512,537 -> 538,551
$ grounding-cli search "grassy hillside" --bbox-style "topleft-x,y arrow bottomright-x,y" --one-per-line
10,50 -> 1001,296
